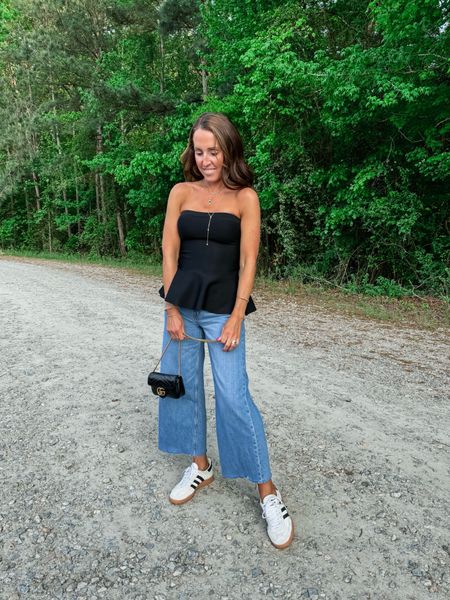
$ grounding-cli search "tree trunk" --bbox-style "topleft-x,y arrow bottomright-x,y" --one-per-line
75,177 -> 81,235
25,185 -> 30,221
111,180 -> 126,257
51,87 -> 71,238
96,125 -> 107,223
116,209 -> 126,257
63,188 -> 71,237
32,171 -> 41,211
94,172 -> 101,221
159,30 -> 165,94
201,59 -> 208,98
72,124 -> 82,235
48,207 -> 52,252
24,185 -> 31,240
100,170 -> 106,224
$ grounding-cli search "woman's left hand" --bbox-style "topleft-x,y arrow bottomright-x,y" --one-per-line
216,315 -> 243,352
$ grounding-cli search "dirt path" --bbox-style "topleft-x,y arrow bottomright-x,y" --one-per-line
0,257 -> 449,600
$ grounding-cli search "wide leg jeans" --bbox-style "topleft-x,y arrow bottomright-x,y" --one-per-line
158,307 -> 272,483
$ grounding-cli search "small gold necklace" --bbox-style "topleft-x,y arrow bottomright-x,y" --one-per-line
203,182 -> 224,245
204,182 -> 223,207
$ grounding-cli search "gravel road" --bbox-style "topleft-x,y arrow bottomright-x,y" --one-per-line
0,257 -> 449,600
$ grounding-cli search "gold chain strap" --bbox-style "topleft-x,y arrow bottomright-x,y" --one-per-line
183,333 -> 219,343
152,334 -> 219,375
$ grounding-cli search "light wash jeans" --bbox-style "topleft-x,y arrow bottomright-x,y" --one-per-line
158,307 -> 272,483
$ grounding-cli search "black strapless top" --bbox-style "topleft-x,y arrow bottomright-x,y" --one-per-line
159,210 -> 256,315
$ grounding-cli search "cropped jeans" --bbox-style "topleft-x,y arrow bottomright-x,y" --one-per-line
158,307 -> 272,484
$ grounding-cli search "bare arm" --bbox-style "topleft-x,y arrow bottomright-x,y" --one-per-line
161,183 -> 185,339
217,188 -> 260,351
232,188 -> 260,320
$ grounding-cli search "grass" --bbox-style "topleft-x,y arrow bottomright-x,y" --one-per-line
1,248 -> 162,277
254,276 -> 449,330
2,249 -> 449,330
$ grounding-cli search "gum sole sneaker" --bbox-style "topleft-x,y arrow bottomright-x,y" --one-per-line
169,459 -> 214,505
260,489 -> 294,549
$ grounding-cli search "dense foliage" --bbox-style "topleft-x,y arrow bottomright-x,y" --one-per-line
0,0 -> 449,296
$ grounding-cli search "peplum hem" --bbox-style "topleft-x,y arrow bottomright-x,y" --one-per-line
159,269 -> 256,316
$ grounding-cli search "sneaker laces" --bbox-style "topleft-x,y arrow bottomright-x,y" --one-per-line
178,463 -> 198,487
262,496 -> 285,532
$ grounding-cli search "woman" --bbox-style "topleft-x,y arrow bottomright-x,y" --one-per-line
158,112 -> 294,549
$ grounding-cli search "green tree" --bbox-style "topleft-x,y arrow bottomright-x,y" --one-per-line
0,0 -> 448,295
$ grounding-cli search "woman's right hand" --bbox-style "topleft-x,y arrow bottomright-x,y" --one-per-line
166,309 -> 185,341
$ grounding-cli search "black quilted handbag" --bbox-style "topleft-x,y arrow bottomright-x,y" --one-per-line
148,338 -> 185,399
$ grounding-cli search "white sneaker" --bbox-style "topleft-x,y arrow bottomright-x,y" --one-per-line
260,489 -> 294,549
169,459 -> 214,505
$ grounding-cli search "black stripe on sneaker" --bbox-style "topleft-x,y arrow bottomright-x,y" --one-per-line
283,512 -> 289,519
207,462 -> 212,472
196,475 -> 205,482
191,483 -> 198,489
281,506 -> 287,513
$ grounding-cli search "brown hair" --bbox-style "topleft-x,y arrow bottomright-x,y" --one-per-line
180,112 -> 253,190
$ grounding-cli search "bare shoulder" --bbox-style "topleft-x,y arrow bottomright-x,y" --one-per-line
169,181 -> 190,198
237,187 -> 260,217
166,182 -> 190,211
237,186 -> 259,202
